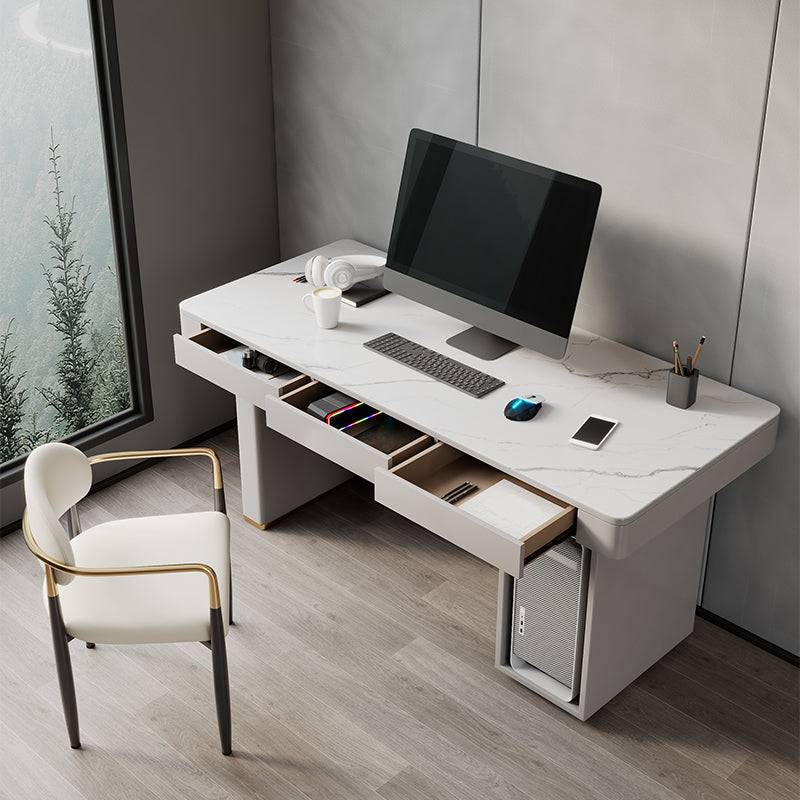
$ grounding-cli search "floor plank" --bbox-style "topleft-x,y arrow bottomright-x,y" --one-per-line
728,752 -> 800,800
392,636 -> 685,800
2,425 -> 797,800
377,765 -> 464,800
691,615 -> 799,701
658,634 -> 799,734
604,684 -> 750,779
2,724 -> 89,800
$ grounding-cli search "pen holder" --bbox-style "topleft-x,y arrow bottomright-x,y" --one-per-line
666,369 -> 699,409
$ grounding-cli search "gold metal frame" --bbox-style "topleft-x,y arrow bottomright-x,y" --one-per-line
22,447 -> 226,608
87,447 -> 224,490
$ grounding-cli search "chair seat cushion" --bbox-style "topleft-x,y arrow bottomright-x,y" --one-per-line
47,511 -> 230,645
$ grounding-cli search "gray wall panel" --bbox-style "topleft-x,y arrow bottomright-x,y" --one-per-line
702,0 -> 799,655
110,0 -> 278,448
479,0 -> 777,384
0,0 -> 280,527
270,0 -> 479,257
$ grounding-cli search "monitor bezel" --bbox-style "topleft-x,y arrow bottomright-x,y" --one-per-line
383,129 -> 601,361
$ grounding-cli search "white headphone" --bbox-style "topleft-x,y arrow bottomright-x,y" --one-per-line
304,253 -> 385,291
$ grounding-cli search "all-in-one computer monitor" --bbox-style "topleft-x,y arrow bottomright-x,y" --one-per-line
384,129 -> 602,360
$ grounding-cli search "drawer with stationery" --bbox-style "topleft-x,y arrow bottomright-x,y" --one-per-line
263,380 -> 434,481
374,442 -> 576,578
173,328 -> 309,408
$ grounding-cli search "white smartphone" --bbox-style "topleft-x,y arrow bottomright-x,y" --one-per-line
569,415 -> 619,450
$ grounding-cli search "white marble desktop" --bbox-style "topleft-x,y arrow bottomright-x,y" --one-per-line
180,240 -> 779,557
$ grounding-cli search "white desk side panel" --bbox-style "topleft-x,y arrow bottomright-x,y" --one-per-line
577,500 -> 710,718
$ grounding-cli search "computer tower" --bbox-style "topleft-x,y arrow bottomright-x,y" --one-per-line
511,537 -> 589,700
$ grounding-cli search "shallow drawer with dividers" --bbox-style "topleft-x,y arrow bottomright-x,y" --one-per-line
264,380 -> 434,481
173,328 -> 309,409
374,442 -> 576,577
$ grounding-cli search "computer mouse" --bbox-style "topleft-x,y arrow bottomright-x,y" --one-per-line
504,395 -> 542,421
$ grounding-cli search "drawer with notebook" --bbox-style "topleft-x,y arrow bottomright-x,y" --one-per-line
374,442 -> 576,578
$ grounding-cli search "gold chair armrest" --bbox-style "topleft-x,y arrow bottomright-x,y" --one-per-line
22,511 -> 223,608
88,447 -> 226,512
88,447 -> 223,489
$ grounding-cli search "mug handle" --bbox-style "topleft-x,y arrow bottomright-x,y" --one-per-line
302,293 -> 314,313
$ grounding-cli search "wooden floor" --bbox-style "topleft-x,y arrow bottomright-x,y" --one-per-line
2,426 -> 798,800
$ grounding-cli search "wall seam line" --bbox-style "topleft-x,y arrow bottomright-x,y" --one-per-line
726,0 -> 782,389
476,0 -> 483,145
699,0 -> 783,607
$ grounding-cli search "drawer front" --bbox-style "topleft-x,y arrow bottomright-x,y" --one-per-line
374,444 -> 576,577
263,394 -> 384,481
375,467 -> 529,576
265,381 -> 432,481
174,332 -> 306,408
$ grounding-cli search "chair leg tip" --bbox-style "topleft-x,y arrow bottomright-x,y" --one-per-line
70,743 -> 81,749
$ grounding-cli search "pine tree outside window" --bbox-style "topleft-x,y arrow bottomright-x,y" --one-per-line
1,0 -> 149,477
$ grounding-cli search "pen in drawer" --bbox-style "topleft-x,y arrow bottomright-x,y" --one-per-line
448,484 -> 479,504
441,482 -> 469,501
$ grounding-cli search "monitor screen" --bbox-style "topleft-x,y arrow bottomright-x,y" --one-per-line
384,129 -> 601,360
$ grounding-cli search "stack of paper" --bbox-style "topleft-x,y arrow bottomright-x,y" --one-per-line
459,479 -> 561,539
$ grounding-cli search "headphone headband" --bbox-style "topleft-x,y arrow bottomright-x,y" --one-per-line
333,254 -> 385,268
305,253 -> 386,290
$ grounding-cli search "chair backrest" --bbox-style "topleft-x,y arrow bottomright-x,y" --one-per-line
24,443 -> 93,585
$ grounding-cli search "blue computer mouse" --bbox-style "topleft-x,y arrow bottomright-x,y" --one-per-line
504,395 -> 542,421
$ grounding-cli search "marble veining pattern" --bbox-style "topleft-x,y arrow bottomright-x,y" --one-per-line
180,242 -> 779,554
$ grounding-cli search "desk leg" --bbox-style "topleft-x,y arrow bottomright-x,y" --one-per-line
576,499 -> 709,718
236,397 -> 352,528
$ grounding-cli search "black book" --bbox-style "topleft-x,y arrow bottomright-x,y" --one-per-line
342,278 -> 389,307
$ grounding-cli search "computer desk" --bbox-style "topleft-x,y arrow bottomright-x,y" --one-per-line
174,239 -> 780,720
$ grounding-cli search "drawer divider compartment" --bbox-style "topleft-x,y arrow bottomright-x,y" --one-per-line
265,381 -> 433,480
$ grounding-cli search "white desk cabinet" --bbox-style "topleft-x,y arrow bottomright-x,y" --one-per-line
174,240 -> 779,719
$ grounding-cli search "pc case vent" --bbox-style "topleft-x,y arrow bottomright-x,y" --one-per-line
511,537 -> 588,695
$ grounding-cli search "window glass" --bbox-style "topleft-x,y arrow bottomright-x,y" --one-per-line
1,0 -> 132,464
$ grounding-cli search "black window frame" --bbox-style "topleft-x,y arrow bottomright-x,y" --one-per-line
0,0 -> 152,487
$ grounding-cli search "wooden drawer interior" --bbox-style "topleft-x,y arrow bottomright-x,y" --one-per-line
279,380 -> 433,466
187,328 -> 308,396
391,442 -> 576,563
189,327 -> 238,354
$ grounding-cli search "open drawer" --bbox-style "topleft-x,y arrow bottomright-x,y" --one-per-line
264,380 -> 433,481
173,328 -> 308,409
374,442 -> 576,577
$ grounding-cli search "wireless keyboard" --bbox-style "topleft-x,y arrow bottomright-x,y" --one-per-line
364,332 -> 505,398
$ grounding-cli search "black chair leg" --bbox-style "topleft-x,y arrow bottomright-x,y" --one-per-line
47,595 -> 80,749
86,642 -> 95,649
210,607 -> 231,755
229,570 -> 234,626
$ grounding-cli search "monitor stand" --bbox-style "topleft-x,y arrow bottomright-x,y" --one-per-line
446,326 -> 518,361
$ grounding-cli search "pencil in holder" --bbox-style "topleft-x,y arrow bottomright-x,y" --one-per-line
666,369 -> 699,409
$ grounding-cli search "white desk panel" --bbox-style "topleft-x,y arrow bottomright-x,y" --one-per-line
179,240 -> 779,558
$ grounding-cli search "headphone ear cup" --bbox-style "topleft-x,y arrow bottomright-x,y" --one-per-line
306,253 -> 385,289
304,256 -> 315,285
324,259 -> 356,291
305,255 -> 329,287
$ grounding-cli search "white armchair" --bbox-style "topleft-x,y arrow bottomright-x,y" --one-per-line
22,442 -> 232,755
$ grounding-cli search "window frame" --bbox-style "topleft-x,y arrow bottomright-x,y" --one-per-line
0,0 -> 152,486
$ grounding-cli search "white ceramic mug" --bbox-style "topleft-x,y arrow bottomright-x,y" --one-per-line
302,286 -> 342,329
